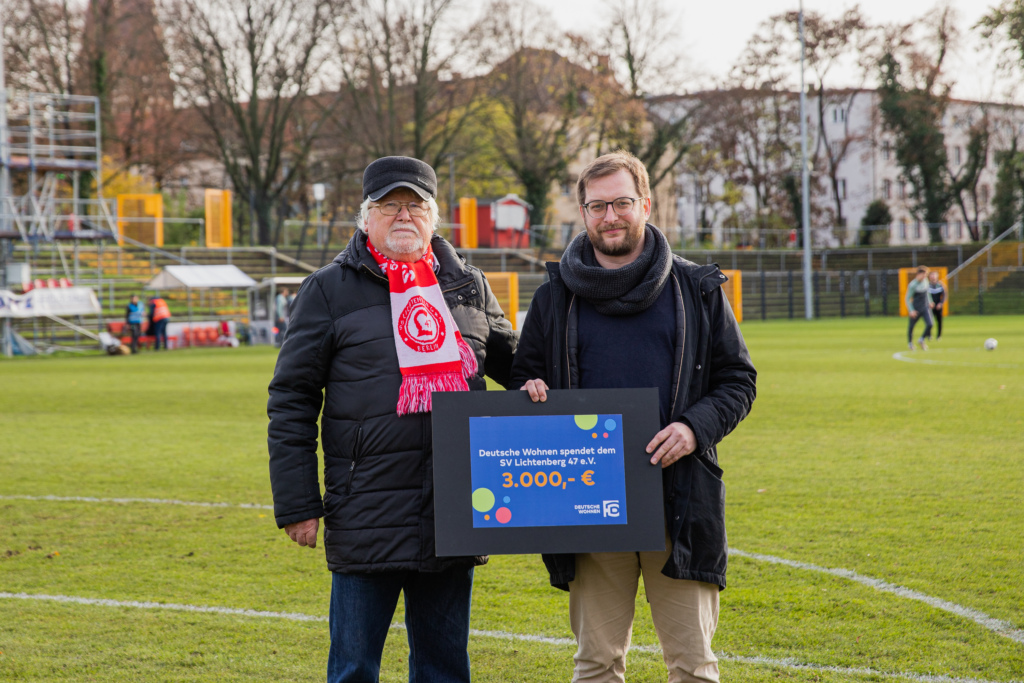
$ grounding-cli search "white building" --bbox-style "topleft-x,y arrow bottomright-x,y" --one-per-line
666,89 -> 1020,247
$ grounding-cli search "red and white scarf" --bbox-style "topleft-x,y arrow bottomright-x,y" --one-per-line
368,239 -> 478,415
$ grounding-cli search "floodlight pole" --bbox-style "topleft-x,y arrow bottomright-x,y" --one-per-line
1,13 -> 11,357
799,1 -> 814,320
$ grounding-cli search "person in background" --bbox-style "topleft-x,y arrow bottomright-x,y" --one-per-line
905,266 -> 933,351
275,287 -> 290,345
148,295 -> 171,351
927,270 -> 946,341
124,294 -> 145,353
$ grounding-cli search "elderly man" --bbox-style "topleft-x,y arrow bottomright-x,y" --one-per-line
268,156 -> 517,683
511,151 -> 756,683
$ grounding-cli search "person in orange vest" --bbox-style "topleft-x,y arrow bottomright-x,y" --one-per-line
148,296 -> 171,350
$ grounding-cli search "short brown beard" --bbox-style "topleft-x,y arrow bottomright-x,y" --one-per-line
590,215 -> 645,257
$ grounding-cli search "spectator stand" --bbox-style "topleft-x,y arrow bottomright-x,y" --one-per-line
143,265 -> 256,348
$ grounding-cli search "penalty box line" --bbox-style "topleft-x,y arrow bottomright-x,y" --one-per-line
0,591 -> 1018,683
4,494 -> 1023,645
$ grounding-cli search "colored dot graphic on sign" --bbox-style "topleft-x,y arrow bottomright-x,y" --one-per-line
495,507 -> 512,524
574,415 -> 598,430
484,515 -> 490,520
592,433 -> 597,438
472,488 -> 495,512
605,418 -> 617,431
503,496 -> 510,503
603,433 -> 609,438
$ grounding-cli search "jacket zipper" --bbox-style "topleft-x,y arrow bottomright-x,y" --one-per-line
565,294 -> 576,389
668,273 -> 686,420
346,426 -> 363,494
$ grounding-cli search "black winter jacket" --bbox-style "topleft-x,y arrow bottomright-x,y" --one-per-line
509,255 -> 756,590
268,230 -> 518,573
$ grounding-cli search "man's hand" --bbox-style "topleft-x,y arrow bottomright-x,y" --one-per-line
909,310 -> 918,319
520,378 -> 549,402
284,518 -> 319,548
646,422 -> 697,468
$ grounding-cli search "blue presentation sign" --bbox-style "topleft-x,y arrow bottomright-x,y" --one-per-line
469,414 -> 627,528
432,388 -> 665,556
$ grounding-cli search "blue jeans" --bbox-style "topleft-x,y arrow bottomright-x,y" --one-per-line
328,567 -> 474,683
152,319 -> 168,350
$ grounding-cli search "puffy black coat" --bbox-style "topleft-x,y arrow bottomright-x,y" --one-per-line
268,230 -> 518,573
509,255 -> 756,590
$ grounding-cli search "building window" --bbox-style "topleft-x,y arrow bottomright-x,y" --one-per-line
882,140 -> 891,161
914,221 -> 922,239
898,181 -> 907,199
955,220 -> 963,239
981,184 -> 990,205
899,219 -> 907,240
839,178 -> 847,200
953,146 -> 962,165
833,107 -> 846,123
883,179 -> 892,199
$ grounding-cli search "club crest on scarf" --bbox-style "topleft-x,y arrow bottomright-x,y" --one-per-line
398,296 -> 446,353
367,239 -> 478,415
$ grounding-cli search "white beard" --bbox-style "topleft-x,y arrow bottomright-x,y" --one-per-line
384,221 -> 427,255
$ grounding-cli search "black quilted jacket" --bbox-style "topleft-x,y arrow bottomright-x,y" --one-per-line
268,230 -> 517,573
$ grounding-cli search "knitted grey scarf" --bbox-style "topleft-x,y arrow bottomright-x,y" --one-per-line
559,224 -> 673,316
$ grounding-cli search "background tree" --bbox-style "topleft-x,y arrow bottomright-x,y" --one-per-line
990,140 -> 1024,231
859,198 -> 892,245
333,0 -> 486,169
162,0 -> 346,245
1,0 -> 83,95
593,0 -> 698,195
948,116 -> 990,240
477,0 -> 592,231
876,7 -> 958,244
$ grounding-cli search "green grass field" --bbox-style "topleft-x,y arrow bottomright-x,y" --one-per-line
1,315 -> 1022,682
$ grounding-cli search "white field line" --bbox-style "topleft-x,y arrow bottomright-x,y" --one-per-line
729,549 -> 1024,645
4,495 -> 1022,645
891,351 -> 1020,369
1,592 -> 1018,683
0,494 -> 273,510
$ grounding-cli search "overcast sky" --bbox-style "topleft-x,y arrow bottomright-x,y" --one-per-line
545,0 -> 1010,102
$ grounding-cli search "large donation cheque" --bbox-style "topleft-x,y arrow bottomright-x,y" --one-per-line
432,388 -> 664,556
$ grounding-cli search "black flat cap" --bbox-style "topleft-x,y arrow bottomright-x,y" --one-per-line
363,156 -> 437,201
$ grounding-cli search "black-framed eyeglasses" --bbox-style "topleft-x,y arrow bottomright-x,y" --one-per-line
581,197 -> 643,218
371,200 -> 428,217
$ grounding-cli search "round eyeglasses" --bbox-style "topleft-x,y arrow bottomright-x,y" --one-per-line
372,200 -> 428,217
581,197 -> 642,219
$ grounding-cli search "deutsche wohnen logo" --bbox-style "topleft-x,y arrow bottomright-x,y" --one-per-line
398,295 -> 446,353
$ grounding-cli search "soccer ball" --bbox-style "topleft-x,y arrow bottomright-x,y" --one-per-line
985,338 -> 998,351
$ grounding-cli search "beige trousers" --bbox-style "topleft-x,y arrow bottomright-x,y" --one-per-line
568,544 -> 720,683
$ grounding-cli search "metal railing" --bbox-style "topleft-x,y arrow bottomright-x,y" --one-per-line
947,222 -> 1023,289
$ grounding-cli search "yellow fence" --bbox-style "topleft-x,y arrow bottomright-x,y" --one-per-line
720,269 -> 743,323
482,271 -> 519,329
205,189 -> 233,248
117,194 -> 163,246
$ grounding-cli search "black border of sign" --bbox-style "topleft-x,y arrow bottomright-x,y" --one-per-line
432,388 -> 665,556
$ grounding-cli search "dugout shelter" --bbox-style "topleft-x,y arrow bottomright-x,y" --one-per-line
248,276 -> 307,345
144,265 -> 256,347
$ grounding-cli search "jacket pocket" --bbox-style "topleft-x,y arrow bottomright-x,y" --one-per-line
345,426 -> 363,495
685,455 -> 727,574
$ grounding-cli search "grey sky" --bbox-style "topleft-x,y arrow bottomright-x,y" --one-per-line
546,0 -> 1010,102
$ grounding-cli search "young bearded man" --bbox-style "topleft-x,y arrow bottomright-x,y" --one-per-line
511,151 -> 756,683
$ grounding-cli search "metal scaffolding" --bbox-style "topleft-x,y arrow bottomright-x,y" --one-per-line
0,92 -> 117,243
